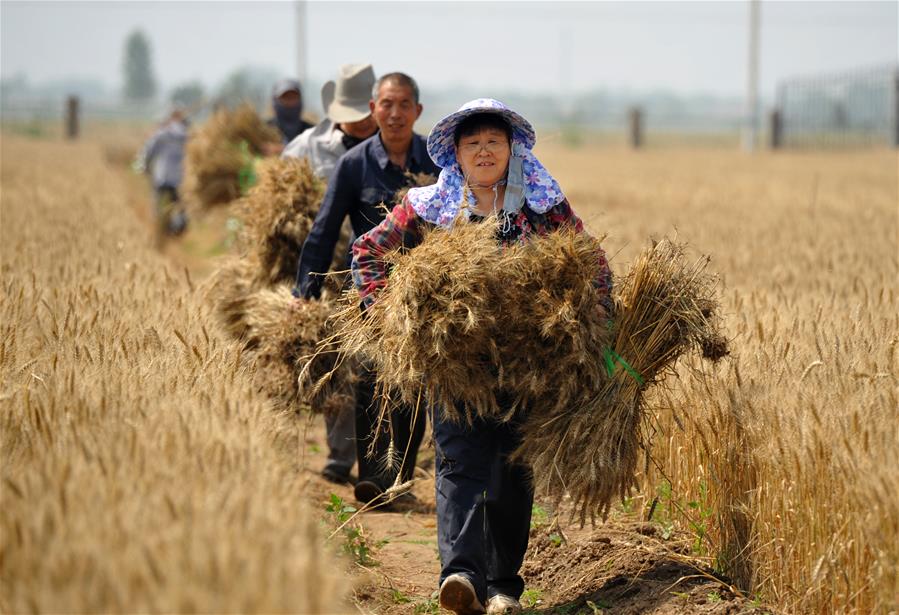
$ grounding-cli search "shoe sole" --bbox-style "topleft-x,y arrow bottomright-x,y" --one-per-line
439,577 -> 483,615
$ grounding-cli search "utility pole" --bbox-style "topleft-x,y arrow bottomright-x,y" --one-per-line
65,95 -> 80,140
742,0 -> 760,152
295,0 -> 307,83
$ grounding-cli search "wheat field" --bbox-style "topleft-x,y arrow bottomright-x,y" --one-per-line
0,136 -> 347,613
1,131 -> 896,614
538,142 -> 898,613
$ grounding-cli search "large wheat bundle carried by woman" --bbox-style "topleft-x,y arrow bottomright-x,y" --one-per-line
513,238 -> 728,523
335,219 -> 614,423
184,105 -> 280,208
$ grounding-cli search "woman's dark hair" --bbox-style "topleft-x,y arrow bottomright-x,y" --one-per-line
453,113 -> 512,145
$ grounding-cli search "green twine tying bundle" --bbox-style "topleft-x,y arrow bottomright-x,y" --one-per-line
603,347 -> 644,385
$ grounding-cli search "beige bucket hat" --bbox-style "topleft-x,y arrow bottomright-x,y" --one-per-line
320,63 -> 376,124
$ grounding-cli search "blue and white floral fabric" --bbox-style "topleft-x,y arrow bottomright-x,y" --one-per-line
407,98 -> 565,228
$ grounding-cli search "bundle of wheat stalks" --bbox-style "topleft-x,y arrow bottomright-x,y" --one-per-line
205,158 -> 353,414
235,156 -> 327,285
241,286 -> 355,414
334,219 -> 612,421
184,104 -> 280,208
514,238 -> 728,522
206,266 -> 354,414
333,219 -> 727,520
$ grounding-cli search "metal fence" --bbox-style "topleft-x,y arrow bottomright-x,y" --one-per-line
775,64 -> 899,148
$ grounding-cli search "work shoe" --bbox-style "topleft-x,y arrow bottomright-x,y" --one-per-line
486,594 -> 522,615
353,480 -> 386,504
439,574 -> 485,615
320,467 -> 352,485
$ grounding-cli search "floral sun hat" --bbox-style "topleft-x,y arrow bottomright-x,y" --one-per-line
407,98 -> 565,228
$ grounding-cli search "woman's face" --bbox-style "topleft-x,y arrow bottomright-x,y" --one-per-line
455,127 -> 511,187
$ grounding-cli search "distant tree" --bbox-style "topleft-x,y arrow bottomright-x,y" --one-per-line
170,81 -> 205,109
122,30 -> 157,102
216,66 -> 279,111
0,73 -> 29,103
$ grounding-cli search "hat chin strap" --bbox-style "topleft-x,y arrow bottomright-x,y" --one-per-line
501,156 -> 525,215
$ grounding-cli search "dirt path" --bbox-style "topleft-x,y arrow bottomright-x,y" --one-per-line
118,158 -> 771,615
295,419 -> 767,615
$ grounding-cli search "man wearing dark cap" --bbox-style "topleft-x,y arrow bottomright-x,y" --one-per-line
269,78 -> 313,144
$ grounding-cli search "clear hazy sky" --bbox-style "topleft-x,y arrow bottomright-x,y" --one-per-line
1,0 -> 896,99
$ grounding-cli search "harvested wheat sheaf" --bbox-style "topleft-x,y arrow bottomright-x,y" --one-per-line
515,238 -> 728,523
206,256 -> 259,339
334,219 -> 616,422
242,285 -> 356,414
235,157 -> 325,285
184,105 -> 279,208
335,222 -> 726,521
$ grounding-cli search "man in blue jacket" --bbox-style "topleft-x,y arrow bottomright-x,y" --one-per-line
296,72 -> 438,504
283,63 -> 378,487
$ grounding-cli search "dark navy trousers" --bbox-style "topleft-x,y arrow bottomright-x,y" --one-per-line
355,368 -> 426,489
432,407 -> 534,603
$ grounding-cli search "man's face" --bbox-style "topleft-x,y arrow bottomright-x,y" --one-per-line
369,81 -> 422,143
341,114 -> 378,140
277,90 -> 301,108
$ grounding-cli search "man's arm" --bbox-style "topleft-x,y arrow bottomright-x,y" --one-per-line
351,196 -> 425,310
137,131 -> 161,174
295,157 -> 357,299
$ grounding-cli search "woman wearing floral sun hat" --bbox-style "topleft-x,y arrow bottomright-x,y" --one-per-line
351,99 -> 613,615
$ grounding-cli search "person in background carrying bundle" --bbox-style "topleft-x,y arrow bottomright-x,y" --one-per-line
296,72 -> 440,506
351,99 -> 613,615
137,106 -> 190,239
282,63 -> 378,486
